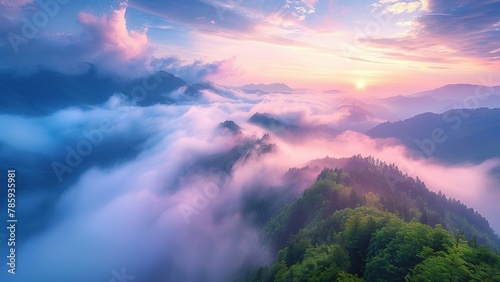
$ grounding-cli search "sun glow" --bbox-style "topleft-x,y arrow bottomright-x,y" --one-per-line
355,81 -> 366,91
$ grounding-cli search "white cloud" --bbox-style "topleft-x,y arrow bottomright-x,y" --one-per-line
372,0 -> 426,14
4,85 -> 499,281
385,1 -> 422,14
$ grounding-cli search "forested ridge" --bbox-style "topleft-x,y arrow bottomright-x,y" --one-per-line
244,156 -> 500,281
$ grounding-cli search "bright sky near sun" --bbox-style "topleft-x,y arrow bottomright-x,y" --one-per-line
0,0 -> 499,95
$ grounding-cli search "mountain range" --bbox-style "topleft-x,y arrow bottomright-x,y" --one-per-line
366,108 -> 500,163
239,83 -> 295,93
369,84 -> 500,120
411,84 -> 500,101
0,65 -> 200,116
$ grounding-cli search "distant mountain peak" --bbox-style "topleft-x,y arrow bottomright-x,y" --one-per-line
248,112 -> 286,129
239,83 -> 294,93
412,83 -> 500,100
439,83 -> 476,88
336,104 -> 374,122
218,120 -> 242,134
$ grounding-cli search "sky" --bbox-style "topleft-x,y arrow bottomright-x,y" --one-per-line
0,0 -> 499,95
1,1 -> 500,280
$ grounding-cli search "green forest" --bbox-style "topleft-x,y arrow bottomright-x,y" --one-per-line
244,157 -> 500,281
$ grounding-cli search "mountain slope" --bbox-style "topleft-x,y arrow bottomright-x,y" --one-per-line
378,95 -> 453,118
366,108 -> 500,163
412,84 -> 500,101
245,156 -> 500,281
272,156 -> 500,251
250,206 -> 500,282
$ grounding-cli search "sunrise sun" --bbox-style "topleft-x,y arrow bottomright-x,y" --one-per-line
355,80 -> 366,91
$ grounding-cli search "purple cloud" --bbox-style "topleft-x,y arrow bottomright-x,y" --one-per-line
362,0 -> 500,63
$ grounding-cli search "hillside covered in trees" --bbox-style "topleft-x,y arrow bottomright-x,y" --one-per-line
244,156 -> 500,281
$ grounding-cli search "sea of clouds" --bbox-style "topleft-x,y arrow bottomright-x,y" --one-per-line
0,86 -> 498,282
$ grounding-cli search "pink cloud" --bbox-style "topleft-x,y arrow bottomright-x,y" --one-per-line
76,3 -> 152,76
363,0 -> 500,64
78,5 -> 148,54
0,2 -> 155,76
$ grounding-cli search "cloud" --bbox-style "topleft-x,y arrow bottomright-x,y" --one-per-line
76,3 -> 150,68
372,0 -> 424,14
1,94 -> 282,281
129,0 -> 330,40
0,2 -> 153,76
385,1 -> 422,14
266,0 -> 317,27
1,86 -> 499,281
363,0 -> 500,63
150,56 -> 238,83
129,0 -> 258,34
0,2 -> 238,81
